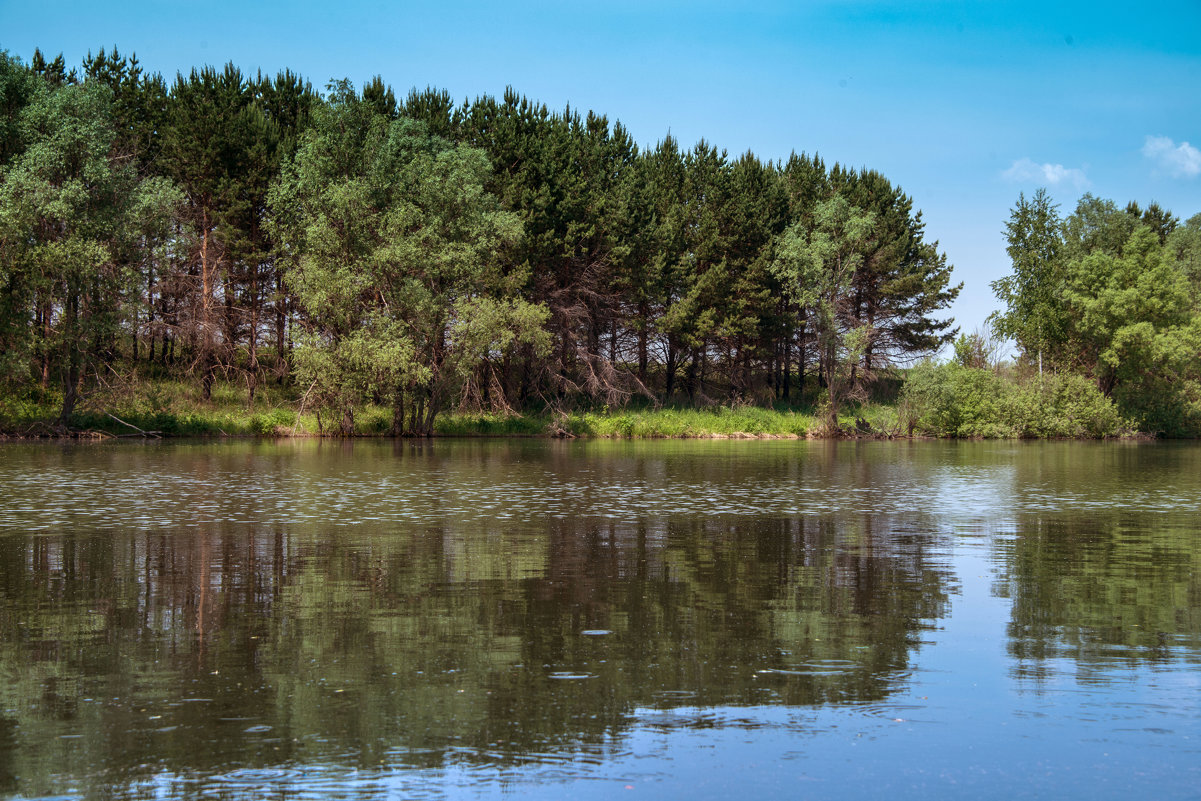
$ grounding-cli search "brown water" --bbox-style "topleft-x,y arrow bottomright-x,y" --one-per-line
0,439 -> 1198,799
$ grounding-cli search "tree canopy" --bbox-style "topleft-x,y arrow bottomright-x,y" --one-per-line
1,47 -> 966,432
991,189 -> 1201,435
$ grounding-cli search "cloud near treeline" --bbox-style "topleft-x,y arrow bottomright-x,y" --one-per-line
1001,158 -> 1090,190
1142,136 -> 1201,178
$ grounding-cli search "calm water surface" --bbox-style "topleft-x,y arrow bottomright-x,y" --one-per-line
0,439 -> 1198,800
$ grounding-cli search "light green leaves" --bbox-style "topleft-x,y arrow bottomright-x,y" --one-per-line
991,188 -> 1066,363
0,75 -> 178,418
269,88 -> 541,433
770,194 -> 877,427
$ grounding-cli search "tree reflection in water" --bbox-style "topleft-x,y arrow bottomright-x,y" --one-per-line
1,438 -> 1199,799
0,510 -> 952,792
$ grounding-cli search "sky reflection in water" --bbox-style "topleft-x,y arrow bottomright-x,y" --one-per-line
0,439 -> 1198,799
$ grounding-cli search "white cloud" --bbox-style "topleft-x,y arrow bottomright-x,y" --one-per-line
1142,136 -> 1201,178
1002,158 -> 1090,189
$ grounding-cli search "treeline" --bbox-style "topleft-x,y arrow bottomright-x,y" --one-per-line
904,190 -> 1201,437
0,47 -> 961,434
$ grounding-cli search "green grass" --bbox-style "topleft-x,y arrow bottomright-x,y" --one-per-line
434,402 -> 908,439
558,404 -> 813,437
434,411 -> 549,436
0,376 -> 313,438
0,376 -> 913,440
0,369 -> 1003,440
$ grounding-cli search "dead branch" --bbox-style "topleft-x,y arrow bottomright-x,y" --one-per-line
105,412 -> 162,438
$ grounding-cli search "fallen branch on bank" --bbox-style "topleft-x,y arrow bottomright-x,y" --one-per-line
106,412 -> 162,438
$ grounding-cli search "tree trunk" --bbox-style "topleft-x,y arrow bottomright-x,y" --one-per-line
637,302 -> 649,384
58,294 -> 81,427
248,262 -> 259,404
664,340 -> 678,401
201,210 -> 211,389
685,346 -> 700,404
411,396 -> 425,436
797,321 -> 806,398
783,330 -> 792,402
201,355 -> 214,401
39,300 -> 51,389
145,264 -> 156,365
275,273 -> 288,379
824,342 -> 838,432
391,388 -> 405,436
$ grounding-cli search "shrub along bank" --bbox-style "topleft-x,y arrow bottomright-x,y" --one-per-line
900,362 -> 1130,439
0,370 -> 1142,440
0,379 -> 837,439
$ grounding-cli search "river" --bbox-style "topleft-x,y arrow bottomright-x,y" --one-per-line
0,439 -> 1198,799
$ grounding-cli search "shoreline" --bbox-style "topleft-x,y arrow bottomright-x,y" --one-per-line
0,426 -> 1149,443
0,381 -> 1159,441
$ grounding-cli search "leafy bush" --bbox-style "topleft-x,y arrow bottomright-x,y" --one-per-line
1112,376 -> 1201,437
902,362 -> 1126,438
557,404 -> 816,438
902,361 -> 1015,437
248,409 -> 297,435
1009,372 -> 1126,437
434,412 -> 547,436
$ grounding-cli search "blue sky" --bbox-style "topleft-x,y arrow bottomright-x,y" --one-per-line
2,0 -> 1199,339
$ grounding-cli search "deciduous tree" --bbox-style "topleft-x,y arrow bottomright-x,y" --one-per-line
270,82 -> 546,435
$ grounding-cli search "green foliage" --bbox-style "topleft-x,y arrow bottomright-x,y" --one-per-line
1166,213 -> 1201,301
270,84 -> 547,435
0,71 -> 181,423
773,193 -> 877,429
990,188 -> 1201,437
248,408 -> 297,435
902,361 -> 1125,438
23,49 -> 1201,438
1007,372 -> 1127,438
1065,226 -> 1192,388
560,404 -> 816,438
902,361 -> 1013,437
1062,194 -> 1137,260
991,188 -> 1066,366
833,167 -> 960,362
1056,208 -> 1201,435
434,411 -> 547,436
1107,315 -> 1201,437
0,50 -> 39,167
953,332 -> 987,368
0,387 -> 59,430
1,47 -> 969,428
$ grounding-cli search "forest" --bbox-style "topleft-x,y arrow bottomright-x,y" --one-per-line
0,47 -> 961,436
908,189 -> 1201,438
0,47 -> 1198,437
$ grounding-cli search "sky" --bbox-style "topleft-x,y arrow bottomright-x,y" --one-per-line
2,0 -> 1199,341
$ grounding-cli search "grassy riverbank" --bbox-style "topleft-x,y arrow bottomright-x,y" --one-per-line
0,377 -> 905,439
0,364 -> 1153,440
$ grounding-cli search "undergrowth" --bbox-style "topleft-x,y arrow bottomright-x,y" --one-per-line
0,365 -> 1150,440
